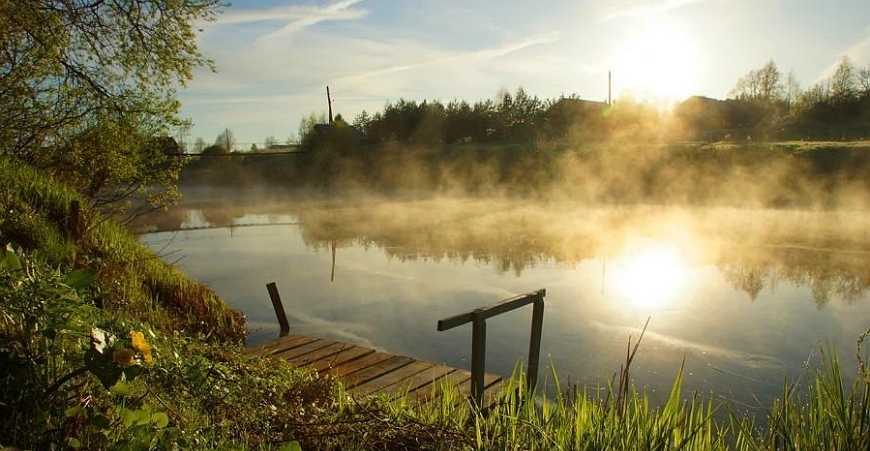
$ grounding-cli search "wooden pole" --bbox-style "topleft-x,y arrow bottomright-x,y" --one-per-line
327,86 -> 333,125
527,296 -> 545,390
330,240 -> 336,282
266,282 -> 290,336
470,313 -> 486,407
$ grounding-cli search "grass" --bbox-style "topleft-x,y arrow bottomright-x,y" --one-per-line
0,157 -> 245,342
2,155 -> 870,450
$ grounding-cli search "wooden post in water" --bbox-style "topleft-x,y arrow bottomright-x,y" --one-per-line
266,282 -> 290,336
527,297 -> 545,390
470,312 -> 487,407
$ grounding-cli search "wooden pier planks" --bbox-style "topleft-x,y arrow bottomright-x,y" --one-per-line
247,333 -> 506,409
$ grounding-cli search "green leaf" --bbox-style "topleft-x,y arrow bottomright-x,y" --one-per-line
64,406 -> 84,418
120,408 -> 137,428
1,247 -> 22,270
152,412 -> 169,428
64,268 -> 99,290
279,441 -> 303,451
109,381 -> 132,396
67,437 -> 82,449
91,414 -> 111,429
133,409 -> 152,426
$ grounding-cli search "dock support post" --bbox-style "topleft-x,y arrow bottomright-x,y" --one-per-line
527,296 -> 545,390
267,282 -> 290,336
470,313 -> 487,407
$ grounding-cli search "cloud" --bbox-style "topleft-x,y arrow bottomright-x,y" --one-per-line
217,0 -> 368,39
815,33 -> 870,82
335,33 -> 560,87
598,0 -> 720,23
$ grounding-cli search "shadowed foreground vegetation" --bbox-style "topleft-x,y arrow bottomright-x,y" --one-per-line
2,156 -> 870,450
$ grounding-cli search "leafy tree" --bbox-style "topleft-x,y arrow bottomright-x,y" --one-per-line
47,114 -> 185,217
214,128 -> 236,152
730,60 -> 784,104
0,0 -> 222,214
858,65 -> 870,98
830,56 -> 857,104
264,135 -> 279,149
352,110 -> 373,135
298,112 -> 327,145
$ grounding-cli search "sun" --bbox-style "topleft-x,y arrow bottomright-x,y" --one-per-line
612,18 -> 700,105
610,244 -> 688,310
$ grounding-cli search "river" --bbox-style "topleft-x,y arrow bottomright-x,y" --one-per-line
137,187 -> 870,411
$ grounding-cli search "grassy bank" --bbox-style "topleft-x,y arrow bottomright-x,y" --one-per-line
2,156 -> 870,450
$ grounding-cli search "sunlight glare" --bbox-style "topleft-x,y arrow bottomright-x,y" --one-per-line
611,244 -> 688,310
612,18 -> 700,105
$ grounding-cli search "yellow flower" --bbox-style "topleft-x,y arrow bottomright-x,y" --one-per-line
113,349 -> 136,367
130,331 -> 154,365
130,331 -> 151,354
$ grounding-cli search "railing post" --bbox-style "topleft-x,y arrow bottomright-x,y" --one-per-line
266,282 -> 290,336
527,296 -> 545,390
437,289 -> 546,409
470,313 -> 487,407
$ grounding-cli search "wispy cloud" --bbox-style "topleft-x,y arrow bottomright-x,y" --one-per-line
598,0 -> 720,23
335,33 -> 560,86
218,0 -> 368,39
815,33 -> 870,82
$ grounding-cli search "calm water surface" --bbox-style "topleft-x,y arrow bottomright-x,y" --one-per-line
138,189 -> 870,410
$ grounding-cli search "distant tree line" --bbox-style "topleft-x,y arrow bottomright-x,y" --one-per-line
291,57 -> 870,152
342,88 -> 666,148
676,58 -> 870,141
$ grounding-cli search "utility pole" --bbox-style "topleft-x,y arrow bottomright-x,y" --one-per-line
608,70 -> 612,106
327,86 -> 334,125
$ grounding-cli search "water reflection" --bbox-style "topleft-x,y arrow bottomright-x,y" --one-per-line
135,191 -> 870,410
610,243 -> 689,310
131,193 -> 870,306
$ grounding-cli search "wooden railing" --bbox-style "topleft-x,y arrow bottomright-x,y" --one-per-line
437,289 -> 546,407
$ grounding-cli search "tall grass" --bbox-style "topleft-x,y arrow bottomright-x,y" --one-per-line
396,333 -> 869,450
0,156 -> 246,342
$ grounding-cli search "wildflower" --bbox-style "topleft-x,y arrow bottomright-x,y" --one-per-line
130,331 -> 153,365
113,348 -> 136,367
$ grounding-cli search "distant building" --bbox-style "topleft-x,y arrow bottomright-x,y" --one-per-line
545,97 -> 611,139
264,144 -> 299,152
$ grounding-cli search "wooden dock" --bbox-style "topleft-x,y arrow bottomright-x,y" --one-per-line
247,333 -> 507,409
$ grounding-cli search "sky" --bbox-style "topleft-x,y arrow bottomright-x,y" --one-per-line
178,0 -> 870,147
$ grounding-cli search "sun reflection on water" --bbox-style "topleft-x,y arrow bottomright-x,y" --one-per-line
610,244 -> 689,310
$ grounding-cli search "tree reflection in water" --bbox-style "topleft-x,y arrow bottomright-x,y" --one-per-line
132,192 -> 870,307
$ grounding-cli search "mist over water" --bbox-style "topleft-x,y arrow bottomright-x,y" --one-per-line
137,186 -> 870,412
